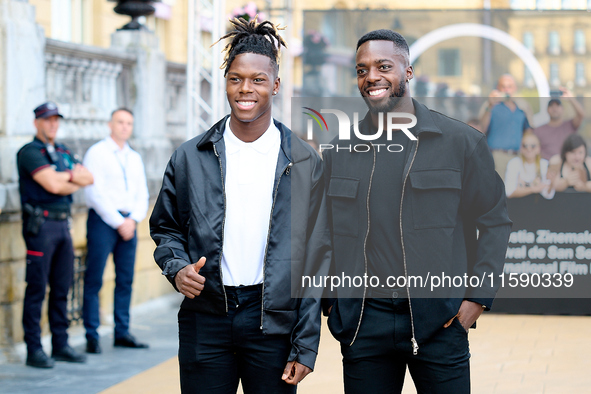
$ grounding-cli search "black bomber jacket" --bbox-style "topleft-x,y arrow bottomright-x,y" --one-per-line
150,116 -> 331,369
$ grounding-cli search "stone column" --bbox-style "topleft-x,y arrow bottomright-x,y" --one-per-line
110,30 -> 172,193
0,0 -> 46,362
0,0 -> 45,207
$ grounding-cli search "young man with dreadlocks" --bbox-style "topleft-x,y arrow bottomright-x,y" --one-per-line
150,18 -> 330,393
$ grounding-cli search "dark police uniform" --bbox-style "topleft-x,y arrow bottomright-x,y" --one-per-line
17,135 -> 78,354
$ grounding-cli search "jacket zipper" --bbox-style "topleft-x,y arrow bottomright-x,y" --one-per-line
350,144 -> 376,346
260,161 -> 293,330
213,144 -> 229,313
400,139 -> 420,355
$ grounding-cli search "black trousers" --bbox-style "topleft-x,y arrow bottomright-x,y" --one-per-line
22,218 -> 74,353
341,298 -> 470,394
178,285 -> 296,394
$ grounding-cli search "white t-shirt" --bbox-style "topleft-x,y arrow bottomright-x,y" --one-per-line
220,118 -> 281,286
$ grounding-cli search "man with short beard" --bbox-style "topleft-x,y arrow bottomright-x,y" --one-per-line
323,30 -> 512,393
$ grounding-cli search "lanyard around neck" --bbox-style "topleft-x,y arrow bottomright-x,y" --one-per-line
114,150 -> 128,191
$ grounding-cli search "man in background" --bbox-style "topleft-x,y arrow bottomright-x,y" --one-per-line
479,74 -> 533,177
83,108 -> 149,354
534,88 -> 584,160
18,102 -> 94,368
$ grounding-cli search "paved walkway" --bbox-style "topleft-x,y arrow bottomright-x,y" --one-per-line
2,295 -> 591,393
0,294 -> 182,394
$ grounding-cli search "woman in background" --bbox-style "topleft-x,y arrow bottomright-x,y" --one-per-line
505,131 -> 554,199
550,134 -> 591,193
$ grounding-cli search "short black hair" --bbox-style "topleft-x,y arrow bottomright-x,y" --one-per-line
356,29 -> 409,55
561,134 -> 587,163
214,17 -> 287,76
111,107 -> 133,118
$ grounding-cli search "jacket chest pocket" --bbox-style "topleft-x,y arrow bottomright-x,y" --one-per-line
327,177 -> 360,237
409,169 -> 461,230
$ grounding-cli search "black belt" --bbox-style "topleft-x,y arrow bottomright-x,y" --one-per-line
224,283 -> 263,295
43,210 -> 69,220
366,286 -> 408,299
24,203 -> 69,221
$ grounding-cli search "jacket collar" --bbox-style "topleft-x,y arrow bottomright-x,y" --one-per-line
411,98 -> 442,137
196,116 -> 227,149
196,115 -> 302,164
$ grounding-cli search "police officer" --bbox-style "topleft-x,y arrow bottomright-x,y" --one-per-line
17,102 -> 94,368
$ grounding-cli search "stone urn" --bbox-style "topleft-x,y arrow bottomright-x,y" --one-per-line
110,0 -> 157,30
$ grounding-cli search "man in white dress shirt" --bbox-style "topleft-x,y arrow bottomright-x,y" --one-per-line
82,108 -> 149,354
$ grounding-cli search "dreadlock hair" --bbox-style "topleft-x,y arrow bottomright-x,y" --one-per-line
214,17 -> 287,77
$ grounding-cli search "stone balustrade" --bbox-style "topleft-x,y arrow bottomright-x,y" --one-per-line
44,38 -> 136,142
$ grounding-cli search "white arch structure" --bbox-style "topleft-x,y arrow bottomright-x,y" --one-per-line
409,23 -> 549,126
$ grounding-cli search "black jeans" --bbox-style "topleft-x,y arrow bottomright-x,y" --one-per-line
341,298 -> 470,394
178,285 -> 296,394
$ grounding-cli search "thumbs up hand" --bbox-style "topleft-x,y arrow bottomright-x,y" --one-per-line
174,257 -> 207,299
193,256 -> 206,273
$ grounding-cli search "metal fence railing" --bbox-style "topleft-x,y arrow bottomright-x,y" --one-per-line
68,253 -> 86,324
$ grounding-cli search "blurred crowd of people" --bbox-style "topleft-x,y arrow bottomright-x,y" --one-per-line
475,74 -> 587,200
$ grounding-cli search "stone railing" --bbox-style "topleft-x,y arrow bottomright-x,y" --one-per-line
45,39 -> 136,143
